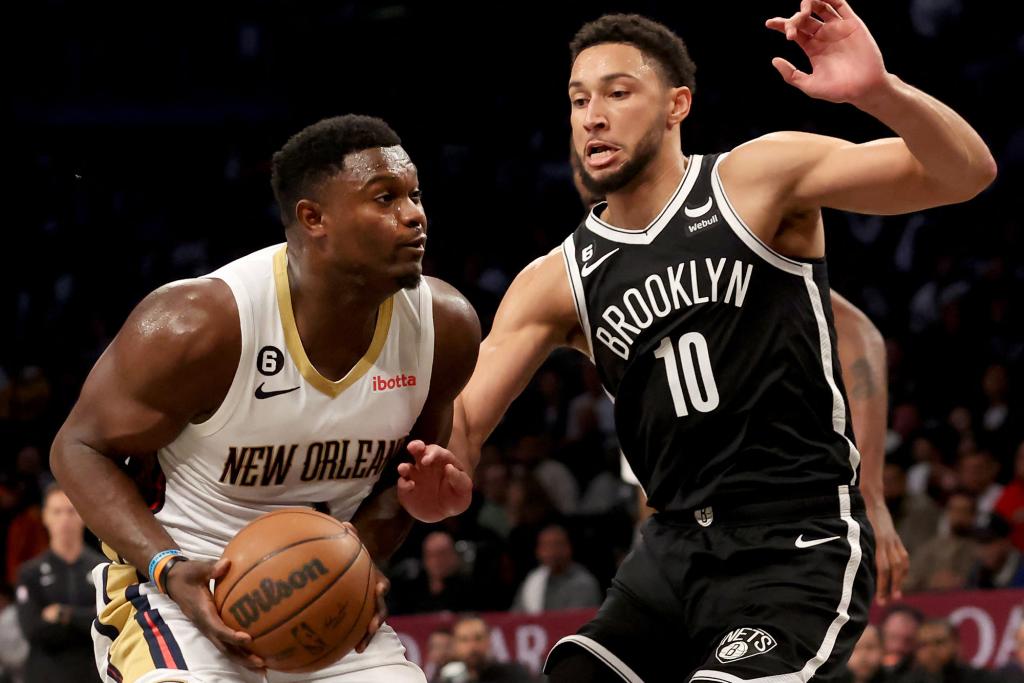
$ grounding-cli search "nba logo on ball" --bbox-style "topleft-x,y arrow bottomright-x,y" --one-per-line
716,627 -> 777,664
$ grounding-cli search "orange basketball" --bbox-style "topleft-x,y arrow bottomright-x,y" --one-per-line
213,509 -> 375,673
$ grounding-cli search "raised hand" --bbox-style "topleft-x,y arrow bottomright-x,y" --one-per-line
396,440 -> 473,523
766,0 -> 888,104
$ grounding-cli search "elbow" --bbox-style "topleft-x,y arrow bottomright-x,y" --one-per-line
963,151 -> 998,200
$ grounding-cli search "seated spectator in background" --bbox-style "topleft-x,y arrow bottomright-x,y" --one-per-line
511,524 -> 601,614
904,619 -> 994,682
475,459 -> 512,539
845,625 -> 888,683
884,462 -> 941,556
438,614 -> 535,683
905,432 -> 955,500
966,514 -> 1024,589
565,364 -> 616,449
15,484 -> 103,683
511,435 -> 577,515
426,626 -> 455,683
0,583 -> 28,683
994,441 -> 1024,551
389,531 -> 477,614
998,621 -> 1024,683
958,450 -> 1002,526
904,489 -> 978,592
881,605 -> 925,678
978,364 -> 1017,456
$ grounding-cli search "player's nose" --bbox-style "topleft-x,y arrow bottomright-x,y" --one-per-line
400,197 -> 426,231
583,100 -> 608,132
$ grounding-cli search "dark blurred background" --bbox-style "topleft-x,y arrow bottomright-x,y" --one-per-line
1,0 -> 1022,678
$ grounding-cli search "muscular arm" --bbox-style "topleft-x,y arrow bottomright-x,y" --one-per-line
354,277 -> 481,536
452,251 -> 585,467
50,279 -> 238,572
832,291 -> 907,602
721,1 -> 995,257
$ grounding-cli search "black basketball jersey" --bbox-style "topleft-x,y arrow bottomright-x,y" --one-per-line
562,153 -> 860,512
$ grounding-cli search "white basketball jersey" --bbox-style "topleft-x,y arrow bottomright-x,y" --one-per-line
150,244 -> 434,561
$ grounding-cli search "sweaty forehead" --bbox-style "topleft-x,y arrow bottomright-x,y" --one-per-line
340,145 -> 416,184
570,42 -> 657,86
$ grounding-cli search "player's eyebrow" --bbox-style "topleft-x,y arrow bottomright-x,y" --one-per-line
568,73 -> 640,89
360,173 -> 402,189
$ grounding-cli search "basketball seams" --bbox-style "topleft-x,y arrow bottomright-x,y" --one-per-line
214,532 -> 352,610
245,544 -> 367,640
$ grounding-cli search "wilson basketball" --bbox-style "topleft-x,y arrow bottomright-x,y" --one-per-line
213,509 -> 376,672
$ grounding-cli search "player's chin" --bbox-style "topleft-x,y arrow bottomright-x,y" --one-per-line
392,263 -> 423,290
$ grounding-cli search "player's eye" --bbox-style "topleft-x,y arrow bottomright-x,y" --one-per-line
375,193 -> 394,204
571,97 -> 588,108
610,89 -> 628,99
410,190 -> 423,202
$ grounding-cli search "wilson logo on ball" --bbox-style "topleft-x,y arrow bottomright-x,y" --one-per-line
228,559 -> 330,629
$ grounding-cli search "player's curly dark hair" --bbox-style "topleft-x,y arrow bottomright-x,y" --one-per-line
570,14 -> 696,92
271,114 -> 402,226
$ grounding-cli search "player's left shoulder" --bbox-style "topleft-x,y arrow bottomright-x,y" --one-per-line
423,276 -> 482,376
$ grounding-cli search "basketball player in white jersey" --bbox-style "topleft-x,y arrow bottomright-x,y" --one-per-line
50,115 -> 480,683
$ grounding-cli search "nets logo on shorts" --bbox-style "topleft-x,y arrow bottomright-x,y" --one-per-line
716,627 -> 778,664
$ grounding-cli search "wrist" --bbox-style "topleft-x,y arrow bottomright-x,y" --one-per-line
850,72 -> 903,115
148,549 -> 188,593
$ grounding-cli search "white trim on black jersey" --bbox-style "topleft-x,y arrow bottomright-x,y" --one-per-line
712,152 -> 860,484
691,486 -> 863,683
802,270 -> 862,485
562,234 -> 595,361
711,154 -> 804,276
585,155 -> 703,245
547,635 -> 644,683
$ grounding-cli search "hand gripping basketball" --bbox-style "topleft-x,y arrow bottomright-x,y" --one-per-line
164,557 -> 266,671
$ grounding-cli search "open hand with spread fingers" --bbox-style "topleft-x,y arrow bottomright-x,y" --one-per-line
396,440 -> 474,523
766,0 -> 888,104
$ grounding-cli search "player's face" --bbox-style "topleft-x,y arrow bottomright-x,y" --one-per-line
569,43 -> 670,196
320,146 -> 426,290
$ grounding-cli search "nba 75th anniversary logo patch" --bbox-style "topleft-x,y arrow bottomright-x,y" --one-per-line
715,627 -> 778,664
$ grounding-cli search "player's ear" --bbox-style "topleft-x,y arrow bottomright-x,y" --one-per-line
295,198 -> 327,238
667,86 -> 692,129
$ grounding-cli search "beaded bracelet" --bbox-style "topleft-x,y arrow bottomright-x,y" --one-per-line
148,549 -> 185,591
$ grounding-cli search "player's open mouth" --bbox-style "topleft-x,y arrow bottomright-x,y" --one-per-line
586,140 -> 622,169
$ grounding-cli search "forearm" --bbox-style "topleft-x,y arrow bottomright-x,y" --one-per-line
855,75 -> 996,196
51,436 -> 177,573
834,312 -> 888,503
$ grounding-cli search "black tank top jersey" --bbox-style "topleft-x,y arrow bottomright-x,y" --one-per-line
562,153 -> 860,511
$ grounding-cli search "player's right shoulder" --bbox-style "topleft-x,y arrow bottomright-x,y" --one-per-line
112,276 -> 241,385
122,277 -> 240,363
496,249 -> 582,349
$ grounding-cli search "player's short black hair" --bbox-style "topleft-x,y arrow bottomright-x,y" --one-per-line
570,14 -> 696,92
271,114 -> 402,226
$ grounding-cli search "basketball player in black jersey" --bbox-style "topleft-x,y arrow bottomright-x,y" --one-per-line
568,153 -> 907,612
431,2 -> 995,681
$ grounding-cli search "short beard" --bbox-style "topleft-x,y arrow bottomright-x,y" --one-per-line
574,120 -> 663,197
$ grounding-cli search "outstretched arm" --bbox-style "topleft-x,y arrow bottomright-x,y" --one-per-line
450,251 -> 586,468
721,0 -> 996,248
832,291 -> 906,604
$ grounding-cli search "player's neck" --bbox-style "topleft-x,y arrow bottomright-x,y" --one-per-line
286,252 -> 384,381
601,150 -> 688,230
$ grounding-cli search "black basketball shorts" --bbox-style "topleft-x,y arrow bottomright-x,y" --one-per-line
544,484 -> 875,682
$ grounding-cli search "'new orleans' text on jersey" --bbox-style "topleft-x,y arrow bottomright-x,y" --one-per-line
562,153 -> 861,511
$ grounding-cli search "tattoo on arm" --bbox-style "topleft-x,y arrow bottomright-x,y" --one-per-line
848,357 -> 877,400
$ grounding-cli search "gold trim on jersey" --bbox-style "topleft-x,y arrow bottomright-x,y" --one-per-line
273,246 -> 393,398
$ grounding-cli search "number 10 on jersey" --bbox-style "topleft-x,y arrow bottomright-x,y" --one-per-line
654,333 -> 720,417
